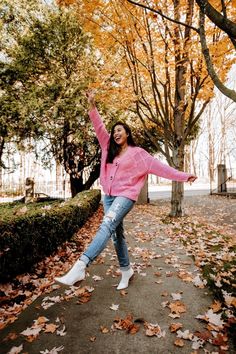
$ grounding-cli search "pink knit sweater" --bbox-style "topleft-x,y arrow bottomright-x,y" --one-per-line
89,108 -> 191,201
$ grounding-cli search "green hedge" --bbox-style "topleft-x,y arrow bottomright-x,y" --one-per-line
0,190 -> 101,282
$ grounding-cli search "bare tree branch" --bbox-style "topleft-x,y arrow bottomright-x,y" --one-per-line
126,0 -> 199,33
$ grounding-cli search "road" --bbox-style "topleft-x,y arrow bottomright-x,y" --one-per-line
148,184 -> 211,200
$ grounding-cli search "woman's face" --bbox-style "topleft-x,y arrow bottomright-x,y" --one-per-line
113,124 -> 129,146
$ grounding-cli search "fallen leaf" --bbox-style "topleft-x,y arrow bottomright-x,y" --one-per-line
7,344 -> 23,354
89,336 -> 96,342
169,323 -> 183,333
174,338 -> 184,347
44,323 -> 58,333
168,313 -> 180,319
211,333 -> 229,346
3,332 -> 18,341
128,324 -> 140,334
154,272 -> 162,277
171,293 -> 182,301
206,309 -> 224,327
192,275 -> 206,288
56,325 -> 67,336
92,275 -> 103,281
161,291 -> 168,297
177,271 -> 193,282
120,290 -> 128,296
110,304 -> 119,311
21,327 -> 41,336
34,316 -> 49,326
168,301 -> 186,314
210,301 -> 222,313
39,345 -> 64,353
191,336 -> 205,350
144,322 -> 165,338
113,314 -> 137,334
77,296 -> 91,304
100,326 -> 109,334
194,330 -> 213,341
176,329 -> 193,340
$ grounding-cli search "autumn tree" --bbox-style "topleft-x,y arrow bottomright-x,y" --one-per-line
57,0 -> 222,215
1,3 -> 104,196
126,0 -> 236,102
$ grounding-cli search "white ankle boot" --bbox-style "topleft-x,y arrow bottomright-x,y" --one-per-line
117,267 -> 134,290
55,260 -> 86,286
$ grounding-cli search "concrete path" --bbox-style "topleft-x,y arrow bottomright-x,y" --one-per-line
0,201 -> 235,354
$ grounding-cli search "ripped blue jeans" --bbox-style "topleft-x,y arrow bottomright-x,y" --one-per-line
80,195 -> 135,270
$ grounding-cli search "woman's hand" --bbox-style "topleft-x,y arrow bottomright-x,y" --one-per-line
86,90 -> 96,109
187,175 -> 197,184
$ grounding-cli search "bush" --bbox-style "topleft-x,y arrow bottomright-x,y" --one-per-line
0,189 -> 101,282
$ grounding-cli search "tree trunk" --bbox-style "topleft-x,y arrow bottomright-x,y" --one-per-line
70,174 -> 84,198
137,177 -> 149,204
0,166 -> 2,189
25,177 -> 35,203
170,146 -> 185,216
0,137 -> 5,170
207,108 -> 215,184
170,181 -> 184,217
56,160 -> 62,190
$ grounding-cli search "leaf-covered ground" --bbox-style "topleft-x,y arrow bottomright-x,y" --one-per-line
0,195 -> 235,353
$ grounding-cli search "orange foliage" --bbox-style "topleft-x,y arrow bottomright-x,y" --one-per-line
56,0 -> 235,132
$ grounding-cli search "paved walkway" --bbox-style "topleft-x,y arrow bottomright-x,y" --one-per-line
0,197 -> 235,353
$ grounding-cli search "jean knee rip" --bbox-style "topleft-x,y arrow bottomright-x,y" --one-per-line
104,210 -> 117,223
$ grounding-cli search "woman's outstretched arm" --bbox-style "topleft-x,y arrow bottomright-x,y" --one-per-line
86,91 -> 110,149
144,150 -> 197,183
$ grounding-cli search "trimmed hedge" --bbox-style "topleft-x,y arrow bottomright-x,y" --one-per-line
0,189 -> 101,282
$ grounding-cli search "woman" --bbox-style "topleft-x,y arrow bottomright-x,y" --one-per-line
55,92 -> 197,290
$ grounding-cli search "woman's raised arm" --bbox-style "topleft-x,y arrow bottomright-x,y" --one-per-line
86,91 -> 110,149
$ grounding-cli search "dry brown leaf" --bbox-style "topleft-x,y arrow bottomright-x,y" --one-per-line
161,291 -> 168,297
77,296 -> 91,304
145,327 -> 160,337
34,316 -> 49,326
194,330 -> 213,341
100,326 -> 109,334
89,336 -> 96,342
169,323 -> 183,333
174,338 -> 184,347
120,290 -> 128,296
210,300 -> 222,313
26,334 -> 39,342
3,332 -> 18,341
113,314 -> 139,334
212,333 -> 229,346
168,313 -> 181,319
154,272 -> 162,277
169,301 -> 186,314
177,271 -> 193,282
128,324 -> 140,334
44,323 -> 58,333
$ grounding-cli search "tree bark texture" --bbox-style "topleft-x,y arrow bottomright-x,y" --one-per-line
170,146 -> 185,216
199,11 -> 236,102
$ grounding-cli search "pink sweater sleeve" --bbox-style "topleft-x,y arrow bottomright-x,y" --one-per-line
89,108 -> 110,149
145,152 -> 190,182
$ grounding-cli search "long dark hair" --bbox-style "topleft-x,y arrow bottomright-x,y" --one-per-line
106,121 -> 136,163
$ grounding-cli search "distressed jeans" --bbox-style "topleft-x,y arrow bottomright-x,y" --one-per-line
80,195 -> 135,270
